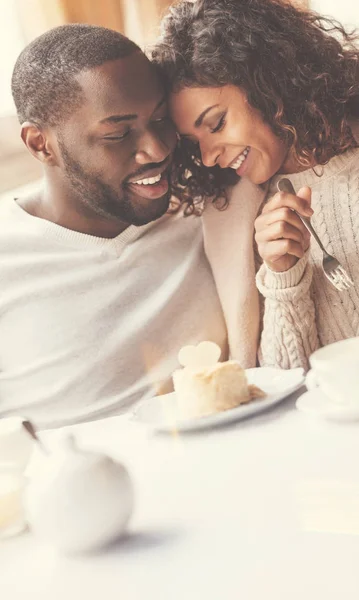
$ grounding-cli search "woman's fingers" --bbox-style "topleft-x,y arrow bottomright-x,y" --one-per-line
255,186 -> 313,272
258,239 -> 306,264
255,207 -> 309,238
255,220 -> 310,246
262,190 -> 313,217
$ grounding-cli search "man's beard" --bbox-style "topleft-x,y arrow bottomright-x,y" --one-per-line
58,141 -> 171,227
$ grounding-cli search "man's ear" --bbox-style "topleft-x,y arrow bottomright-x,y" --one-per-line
21,122 -> 58,166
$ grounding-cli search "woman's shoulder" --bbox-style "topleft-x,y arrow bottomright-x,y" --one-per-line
202,177 -> 267,225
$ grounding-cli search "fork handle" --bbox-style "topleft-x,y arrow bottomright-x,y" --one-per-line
294,212 -> 328,254
277,178 -> 328,255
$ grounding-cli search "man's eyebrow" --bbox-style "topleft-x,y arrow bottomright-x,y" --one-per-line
194,104 -> 219,128
100,114 -> 137,124
99,96 -> 167,125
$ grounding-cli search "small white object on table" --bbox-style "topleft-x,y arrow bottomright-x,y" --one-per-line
1,389 -> 359,600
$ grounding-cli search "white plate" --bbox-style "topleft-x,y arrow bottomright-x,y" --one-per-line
296,388 -> 359,422
132,367 -> 304,433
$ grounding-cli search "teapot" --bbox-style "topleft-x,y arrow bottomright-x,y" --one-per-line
24,434 -> 134,554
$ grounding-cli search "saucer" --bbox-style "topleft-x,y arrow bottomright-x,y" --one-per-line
132,367 -> 304,433
296,388 -> 359,422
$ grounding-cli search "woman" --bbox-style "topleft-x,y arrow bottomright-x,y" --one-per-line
153,0 -> 359,369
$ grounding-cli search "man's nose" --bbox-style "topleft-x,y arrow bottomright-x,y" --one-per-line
135,129 -> 171,165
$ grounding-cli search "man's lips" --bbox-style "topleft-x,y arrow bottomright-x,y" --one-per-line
127,160 -> 171,184
126,166 -> 170,200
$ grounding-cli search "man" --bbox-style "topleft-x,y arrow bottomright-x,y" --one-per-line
0,24 -> 228,428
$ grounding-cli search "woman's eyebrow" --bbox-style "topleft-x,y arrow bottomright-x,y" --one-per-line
194,104 -> 220,127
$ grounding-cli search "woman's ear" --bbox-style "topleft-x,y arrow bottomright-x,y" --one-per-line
21,122 -> 58,166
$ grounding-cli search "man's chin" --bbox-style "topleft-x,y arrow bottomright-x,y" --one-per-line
129,192 -> 171,226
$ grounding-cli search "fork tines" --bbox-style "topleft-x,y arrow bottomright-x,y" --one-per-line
325,266 -> 354,291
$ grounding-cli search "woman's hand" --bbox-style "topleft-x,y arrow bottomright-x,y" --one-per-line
255,186 -> 313,272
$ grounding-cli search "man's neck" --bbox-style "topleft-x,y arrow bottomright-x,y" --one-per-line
17,179 -> 130,239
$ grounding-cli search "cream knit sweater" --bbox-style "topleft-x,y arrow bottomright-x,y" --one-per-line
0,199 -> 230,428
0,176 -> 265,428
256,146 -> 359,370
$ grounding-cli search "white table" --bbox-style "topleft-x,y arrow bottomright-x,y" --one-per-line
1,389 -> 359,600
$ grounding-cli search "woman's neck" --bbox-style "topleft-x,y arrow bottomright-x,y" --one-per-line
278,126 -> 358,176
278,147 -> 315,176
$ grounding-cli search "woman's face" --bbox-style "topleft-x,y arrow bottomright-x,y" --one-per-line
169,85 -> 291,185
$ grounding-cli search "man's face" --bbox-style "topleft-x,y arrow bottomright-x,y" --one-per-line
55,52 -> 177,226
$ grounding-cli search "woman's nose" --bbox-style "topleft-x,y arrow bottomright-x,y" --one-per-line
200,141 -> 221,168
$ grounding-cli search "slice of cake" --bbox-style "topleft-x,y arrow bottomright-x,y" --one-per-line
173,341 -> 266,420
173,359 -> 252,420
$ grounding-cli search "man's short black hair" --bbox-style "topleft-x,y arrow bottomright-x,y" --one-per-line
12,24 -> 140,127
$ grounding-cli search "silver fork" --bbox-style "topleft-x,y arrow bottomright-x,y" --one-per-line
277,178 -> 354,292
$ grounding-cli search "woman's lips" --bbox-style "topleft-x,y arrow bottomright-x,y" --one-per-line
228,146 -> 250,170
236,147 -> 251,177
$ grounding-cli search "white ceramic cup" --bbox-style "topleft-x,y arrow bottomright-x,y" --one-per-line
0,465 -> 27,539
306,337 -> 359,405
0,417 -> 35,471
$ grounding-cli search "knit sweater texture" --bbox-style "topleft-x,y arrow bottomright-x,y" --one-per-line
257,145 -> 359,369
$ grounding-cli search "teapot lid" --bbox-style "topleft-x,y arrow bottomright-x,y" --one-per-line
30,433 -> 113,482
54,433 -> 110,466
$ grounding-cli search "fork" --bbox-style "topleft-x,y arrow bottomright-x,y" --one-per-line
277,178 -> 354,292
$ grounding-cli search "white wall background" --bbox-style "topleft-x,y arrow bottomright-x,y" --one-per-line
311,0 -> 359,30
0,0 -> 25,115
0,0 -> 358,118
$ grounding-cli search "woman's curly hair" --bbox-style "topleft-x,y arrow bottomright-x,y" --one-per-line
152,0 -> 359,212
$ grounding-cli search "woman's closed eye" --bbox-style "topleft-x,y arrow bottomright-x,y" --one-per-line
210,113 -> 226,134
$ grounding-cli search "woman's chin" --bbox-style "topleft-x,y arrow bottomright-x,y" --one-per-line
242,169 -> 269,186
247,163 -> 278,186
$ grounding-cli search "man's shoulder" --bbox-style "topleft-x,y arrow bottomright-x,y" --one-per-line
0,197 -> 22,231
0,195 -> 16,215
139,203 -> 203,240
0,197 -> 39,250
164,204 -> 203,238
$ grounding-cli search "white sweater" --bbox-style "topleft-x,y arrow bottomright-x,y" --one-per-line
0,198 -> 227,428
256,146 -> 359,369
